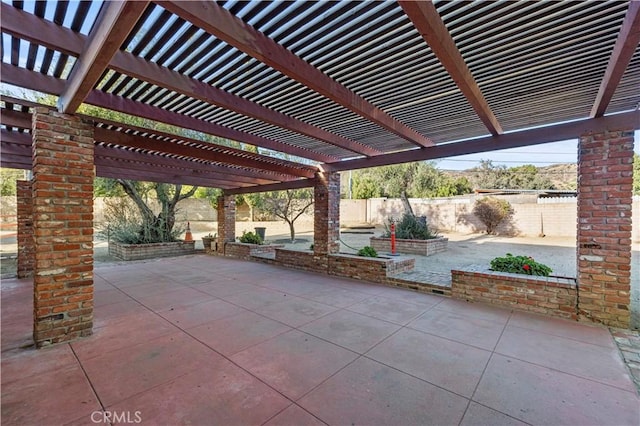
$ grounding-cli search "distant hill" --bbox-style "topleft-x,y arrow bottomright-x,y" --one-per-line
443,163 -> 577,191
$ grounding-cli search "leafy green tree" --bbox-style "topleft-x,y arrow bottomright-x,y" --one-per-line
0,168 -> 26,196
350,162 -> 472,201
470,160 -> 554,190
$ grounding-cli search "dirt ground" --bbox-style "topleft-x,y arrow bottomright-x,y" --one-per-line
1,221 -> 638,328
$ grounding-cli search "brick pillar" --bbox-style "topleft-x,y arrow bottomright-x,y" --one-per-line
32,108 -> 95,347
17,179 -> 35,278
314,172 -> 340,255
217,195 -> 236,254
577,129 -> 634,328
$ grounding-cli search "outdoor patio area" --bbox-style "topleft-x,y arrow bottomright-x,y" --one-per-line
2,255 -> 638,425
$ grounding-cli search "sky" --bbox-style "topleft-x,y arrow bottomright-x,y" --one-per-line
435,130 -> 640,171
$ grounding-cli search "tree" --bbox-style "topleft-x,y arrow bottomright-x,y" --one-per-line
469,160 -> 555,190
350,162 -> 472,201
115,180 -> 197,243
259,189 -> 314,242
472,197 -> 514,235
0,168 -> 26,196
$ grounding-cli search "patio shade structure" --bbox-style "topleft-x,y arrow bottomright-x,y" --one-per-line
1,0 -> 639,346
1,0 -> 638,190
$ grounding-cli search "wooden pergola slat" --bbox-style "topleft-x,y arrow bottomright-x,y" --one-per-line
57,1 -> 149,113
590,1 -> 640,117
159,0 -> 435,149
0,5 -> 379,157
399,0 -> 503,136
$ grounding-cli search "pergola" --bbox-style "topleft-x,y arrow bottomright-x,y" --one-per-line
1,0 -> 639,346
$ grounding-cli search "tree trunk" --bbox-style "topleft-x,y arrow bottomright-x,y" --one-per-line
401,190 -> 415,217
287,220 -> 296,242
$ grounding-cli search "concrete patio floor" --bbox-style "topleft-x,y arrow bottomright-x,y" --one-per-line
2,255 -> 639,425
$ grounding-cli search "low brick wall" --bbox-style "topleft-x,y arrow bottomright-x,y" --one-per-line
451,267 -> 577,320
274,249 -> 328,273
370,236 -> 448,256
109,240 -> 196,261
223,242 -> 283,260
328,254 -> 415,284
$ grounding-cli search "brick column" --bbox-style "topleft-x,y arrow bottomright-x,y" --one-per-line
217,195 -> 236,254
32,108 -> 95,347
577,129 -> 634,328
314,172 -> 340,255
17,179 -> 34,278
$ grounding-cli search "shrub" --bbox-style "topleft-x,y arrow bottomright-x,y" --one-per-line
358,246 -> 378,257
472,197 -> 514,235
239,230 -> 262,244
382,213 -> 438,240
490,253 -> 552,277
99,198 -> 184,244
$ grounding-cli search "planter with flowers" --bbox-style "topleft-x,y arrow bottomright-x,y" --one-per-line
451,253 -> 577,320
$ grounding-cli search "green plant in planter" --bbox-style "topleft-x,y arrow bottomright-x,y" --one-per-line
358,246 -> 378,257
490,253 -> 552,277
239,230 -> 262,245
382,213 -> 438,240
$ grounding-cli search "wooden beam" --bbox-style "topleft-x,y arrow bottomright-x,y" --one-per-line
159,1 -> 435,149
322,110 -> 640,172
399,1 -> 503,136
0,122 -> 286,186
93,127 -> 315,179
95,165 -> 237,189
224,178 -> 316,196
57,1 -> 149,113
109,52 -> 380,157
84,114 -> 317,177
591,1 -> 640,117
0,109 -> 31,128
0,6 -> 344,162
0,64 -> 334,163
0,108 -> 301,183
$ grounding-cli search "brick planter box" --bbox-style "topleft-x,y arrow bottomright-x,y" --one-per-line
451,266 -> 577,320
109,240 -> 196,261
370,236 -> 448,256
274,249 -> 328,273
328,253 -> 415,284
223,242 -> 283,260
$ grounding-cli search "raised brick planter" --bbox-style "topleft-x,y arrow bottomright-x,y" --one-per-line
328,253 -> 415,284
275,249 -> 328,273
451,266 -> 577,320
109,240 -> 196,261
370,236 -> 448,256
223,242 -> 283,260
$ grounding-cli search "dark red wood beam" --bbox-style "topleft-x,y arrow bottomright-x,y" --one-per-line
0,109 -> 302,182
93,127 -> 314,178
0,128 -> 283,186
322,110 -> 640,172
95,165 -> 237,189
399,1 -> 502,136
159,1 -> 435,149
57,1 -> 149,113
0,63 -> 334,164
224,178 -> 316,196
85,114 -> 316,177
0,4 -> 344,162
591,1 -> 640,117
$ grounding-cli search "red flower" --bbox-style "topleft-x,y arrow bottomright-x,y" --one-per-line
523,264 -> 531,271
